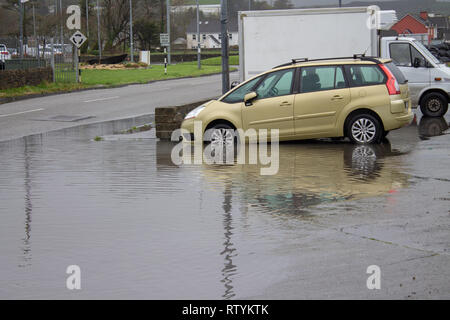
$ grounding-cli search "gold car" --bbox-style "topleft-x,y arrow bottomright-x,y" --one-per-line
181,57 -> 414,144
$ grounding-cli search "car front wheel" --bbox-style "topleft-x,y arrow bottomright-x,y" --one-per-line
347,114 -> 382,144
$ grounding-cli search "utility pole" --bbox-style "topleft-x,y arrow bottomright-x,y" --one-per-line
339,0 -> 342,7
220,0 -> 229,94
129,0 -> 134,62
96,0 -> 102,61
19,0 -> 24,58
196,0 -> 200,69
59,0 -> 64,50
86,0 -> 90,50
166,0 -> 171,64
248,0 -> 251,10
32,2 -> 38,61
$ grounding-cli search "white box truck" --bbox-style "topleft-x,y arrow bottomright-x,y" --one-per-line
238,6 -> 450,116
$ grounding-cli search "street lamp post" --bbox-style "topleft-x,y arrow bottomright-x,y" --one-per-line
19,0 -> 23,58
166,0 -> 171,64
86,0 -> 90,50
220,0 -> 229,94
129,0 -> 133,62
196,0 -> 200,69
96,0 -> 101,61
32,3 -> 38,61
59,0 -> 64,51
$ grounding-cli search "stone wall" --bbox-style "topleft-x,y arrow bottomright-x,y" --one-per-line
0,67 -> 53,90
155,100 -> 210,140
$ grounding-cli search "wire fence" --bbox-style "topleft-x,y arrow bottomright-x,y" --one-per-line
0,36 -> 76,83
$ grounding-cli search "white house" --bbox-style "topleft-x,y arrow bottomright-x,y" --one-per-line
186,19 -> 238,49
171,4 -> 221,16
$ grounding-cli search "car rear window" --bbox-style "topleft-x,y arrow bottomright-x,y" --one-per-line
384,62 -> 408,84
344,65 -> 386,87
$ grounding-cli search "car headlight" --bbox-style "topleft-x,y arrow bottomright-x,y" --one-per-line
184,105 -> 205,120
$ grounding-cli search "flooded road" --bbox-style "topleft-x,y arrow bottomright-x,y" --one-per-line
0,112 -> 449,299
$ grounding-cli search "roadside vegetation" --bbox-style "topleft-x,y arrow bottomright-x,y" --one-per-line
0,61 -> 237,99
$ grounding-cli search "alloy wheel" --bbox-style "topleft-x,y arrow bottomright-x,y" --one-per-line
351,118 -> 377,143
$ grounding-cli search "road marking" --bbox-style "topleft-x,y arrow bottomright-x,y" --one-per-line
0,108 -> 44,118
84,96 -> 119,103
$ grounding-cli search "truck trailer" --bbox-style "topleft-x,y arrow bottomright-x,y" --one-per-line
237,6 -> 450,116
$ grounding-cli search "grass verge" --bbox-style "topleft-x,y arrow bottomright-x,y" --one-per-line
0,62 -> 236,99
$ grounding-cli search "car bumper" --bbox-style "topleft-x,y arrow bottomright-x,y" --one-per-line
180,118 -> 197,141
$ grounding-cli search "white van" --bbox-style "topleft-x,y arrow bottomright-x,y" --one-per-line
382,37 -> 450,117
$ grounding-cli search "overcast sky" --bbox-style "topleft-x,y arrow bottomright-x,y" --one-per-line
291,0 -> 450,6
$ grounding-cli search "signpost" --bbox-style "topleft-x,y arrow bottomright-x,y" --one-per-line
159,33 -> 170,47
160,33 -> 169,74
66,6 -> 86,83
69,31 -> 87,48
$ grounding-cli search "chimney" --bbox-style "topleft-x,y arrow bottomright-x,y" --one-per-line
420,11 -> 428,21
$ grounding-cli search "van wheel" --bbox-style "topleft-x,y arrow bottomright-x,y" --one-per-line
420,92 -> 448,117
347,114 -> 382,144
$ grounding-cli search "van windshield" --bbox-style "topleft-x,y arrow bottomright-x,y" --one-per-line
413,40 -> 441,65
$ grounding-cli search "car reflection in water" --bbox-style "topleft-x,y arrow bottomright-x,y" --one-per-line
155,138 -> 410,299
418,116 -> 450,139
158,140 -> 410,216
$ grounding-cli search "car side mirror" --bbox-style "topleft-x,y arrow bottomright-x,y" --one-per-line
244,92 -> 257,106
230,81 -> 240,89
413,57 -> 421,68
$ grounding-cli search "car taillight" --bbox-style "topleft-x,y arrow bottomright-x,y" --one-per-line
0,52 -> 8,55
379,64 -> 400,95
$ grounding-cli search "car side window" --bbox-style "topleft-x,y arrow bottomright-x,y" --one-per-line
345,65 -> 386,87
221,76 -> 261,104
300,66 -> 347,93
255,69 -> 294,99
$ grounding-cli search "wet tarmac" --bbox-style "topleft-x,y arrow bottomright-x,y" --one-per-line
0,111 -> 449,299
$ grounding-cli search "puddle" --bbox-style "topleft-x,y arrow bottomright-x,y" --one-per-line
0,112 -> 445,299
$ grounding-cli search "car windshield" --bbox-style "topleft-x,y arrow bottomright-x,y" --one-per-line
413,40 -> 441,65
0,45 -> 7,51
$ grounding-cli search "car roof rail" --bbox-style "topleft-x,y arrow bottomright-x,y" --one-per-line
273,55 -> 382,69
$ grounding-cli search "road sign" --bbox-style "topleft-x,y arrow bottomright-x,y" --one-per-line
160,33 -> 170,47
70,31 -> 87,48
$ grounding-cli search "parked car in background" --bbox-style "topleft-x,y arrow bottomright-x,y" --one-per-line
0,44 -> 11,62
182,56 -> 413,144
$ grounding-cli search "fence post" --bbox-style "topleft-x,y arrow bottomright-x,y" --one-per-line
75,46 -> 79,83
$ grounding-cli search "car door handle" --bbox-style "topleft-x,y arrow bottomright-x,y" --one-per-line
279,101 -> 292,106
331,95 -> 344,100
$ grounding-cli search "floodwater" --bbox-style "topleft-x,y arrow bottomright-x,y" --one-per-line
0,113 -> 448,299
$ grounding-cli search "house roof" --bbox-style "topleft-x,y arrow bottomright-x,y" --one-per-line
397,13 -> 450,29
397,13 -> 427,26
186,19 -> 238,33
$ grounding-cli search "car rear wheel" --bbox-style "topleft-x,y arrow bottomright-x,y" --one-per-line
347,114 -> 382,144
420,92 -> 448,117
